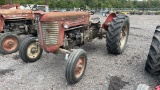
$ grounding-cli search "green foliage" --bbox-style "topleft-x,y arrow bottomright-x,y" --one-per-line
1,0 -> 160,9
0,0 -> 7,5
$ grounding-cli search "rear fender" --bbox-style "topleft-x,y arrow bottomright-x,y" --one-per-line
102,13 -> 116,31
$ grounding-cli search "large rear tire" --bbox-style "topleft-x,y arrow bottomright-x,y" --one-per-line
65,49 -> 87,84
19,37 -> 43,63
106,14 -> 130,54
145,26 -> 160,75
0,33 -> 20,55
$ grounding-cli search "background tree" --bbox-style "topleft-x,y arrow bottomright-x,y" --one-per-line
1,0 -> 160,9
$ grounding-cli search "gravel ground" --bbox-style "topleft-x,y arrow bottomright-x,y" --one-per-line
0,14 -> 160,90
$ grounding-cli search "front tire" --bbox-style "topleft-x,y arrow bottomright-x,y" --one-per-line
65,49 -> 87,84
19,37 -> 43,63
0,33 -> 20,55
106,14 -> 130,54
145,26 -> 160,75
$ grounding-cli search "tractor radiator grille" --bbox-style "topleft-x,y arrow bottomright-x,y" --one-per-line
41,21 -> 59,45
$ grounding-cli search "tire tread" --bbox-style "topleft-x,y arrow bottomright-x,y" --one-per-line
145,27 -> 160,75
106,14 -> 130,54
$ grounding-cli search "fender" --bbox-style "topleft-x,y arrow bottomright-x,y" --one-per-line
102,13 -> 116,31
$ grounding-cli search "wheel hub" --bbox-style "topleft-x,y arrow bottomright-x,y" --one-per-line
75,57 -> 85,78
31,47 -> 37,54
27,43 -> 40,59
120,25 -> 128,49
3,37 -> 18,51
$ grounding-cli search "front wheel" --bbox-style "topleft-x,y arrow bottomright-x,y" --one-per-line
106,14 -> 130,54
19,37 -> 43,63
0,33 -> 20,55
65,49 -> 87,84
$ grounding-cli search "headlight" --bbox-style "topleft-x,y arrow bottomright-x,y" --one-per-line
63,23 -> 69,29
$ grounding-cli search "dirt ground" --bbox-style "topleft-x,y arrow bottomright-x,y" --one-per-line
0,14 -> 160,90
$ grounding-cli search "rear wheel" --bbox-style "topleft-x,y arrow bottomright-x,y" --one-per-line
19,37 -> 43,63
145,26 -> 160,75
0,33 -> 20,55
106,14 -> 130,54
65,49 -> 87,84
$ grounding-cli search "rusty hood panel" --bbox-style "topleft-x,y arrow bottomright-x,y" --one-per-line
0,9 -> 34,19
0,4 -> 20,9
40,12 -> 90,26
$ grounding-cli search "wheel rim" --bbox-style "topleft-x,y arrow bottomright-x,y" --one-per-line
74,56 -> 86,78
27,42 -> 41,59
2,37 -> 18,52
120,25 -> 128,49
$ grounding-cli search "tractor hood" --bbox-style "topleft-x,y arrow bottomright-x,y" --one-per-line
40,11 -> 90,22
40,12 -> 90,28
0,9 -> 37,19
41,12 -> 89,21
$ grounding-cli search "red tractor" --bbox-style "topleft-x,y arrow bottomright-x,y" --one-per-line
19,12 -> 130,84
0,4 -> 43,54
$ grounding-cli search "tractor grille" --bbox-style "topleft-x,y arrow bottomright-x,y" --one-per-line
41,21 -> 59,45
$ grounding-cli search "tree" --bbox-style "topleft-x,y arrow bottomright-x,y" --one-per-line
1,0 -> 160,9
0,0 -> 7,5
